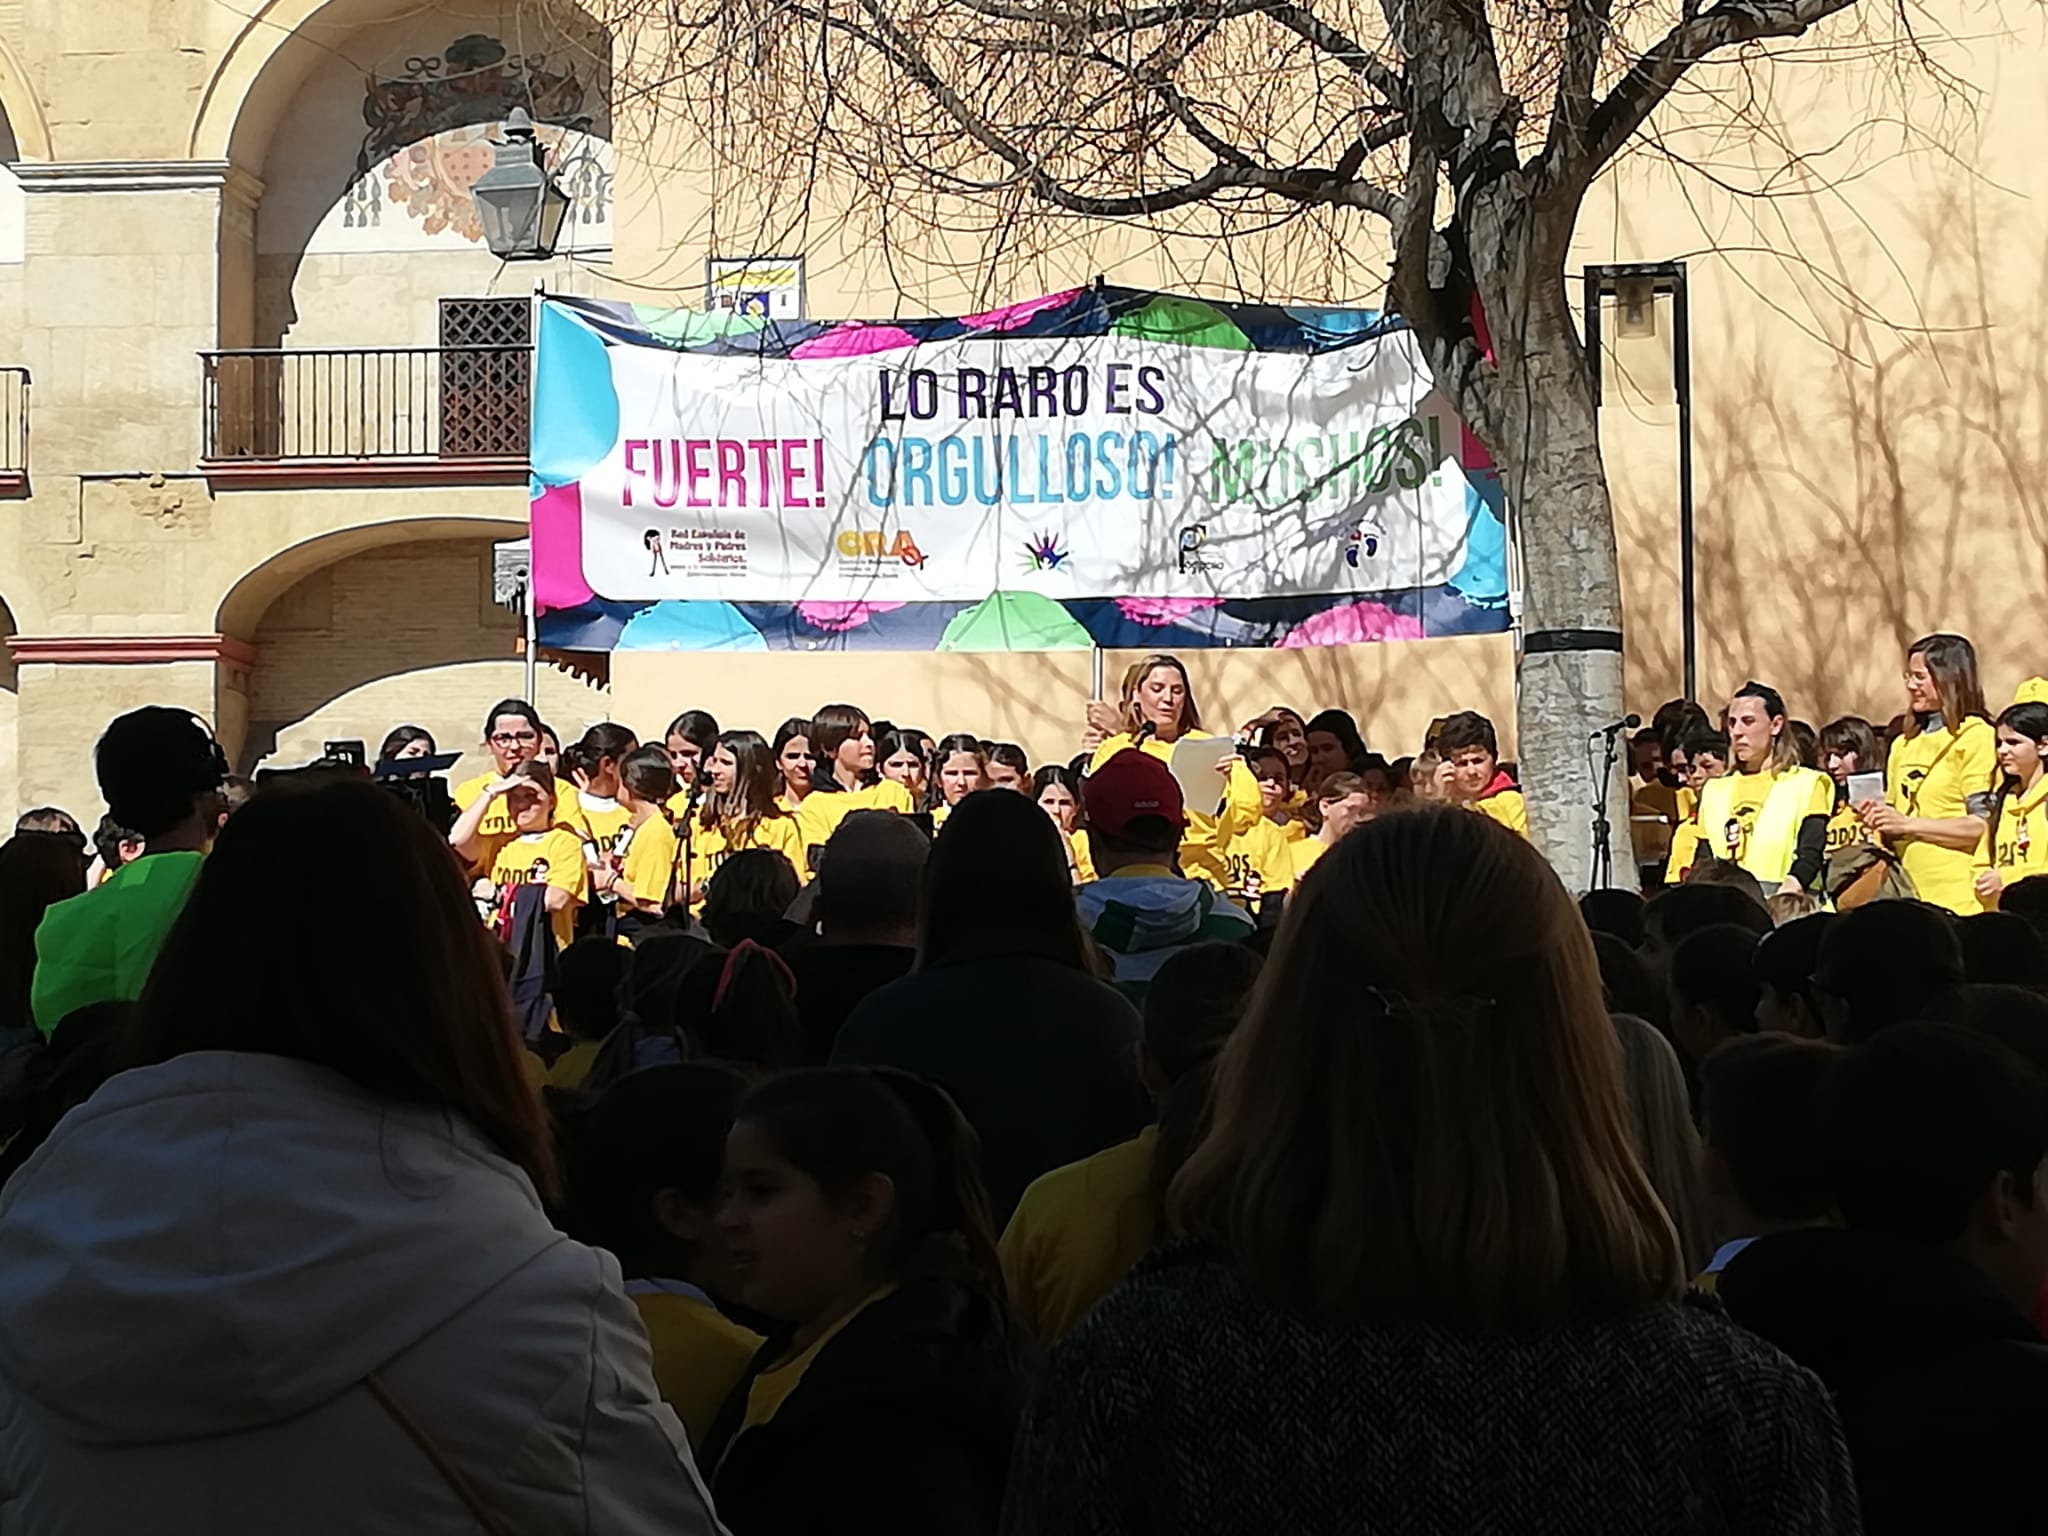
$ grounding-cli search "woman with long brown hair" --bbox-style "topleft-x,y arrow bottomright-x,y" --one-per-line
1086,654 -> 1261,888
1858,632 -> 1998,913
685,728 -> 809,908
1007,806 -> 1857,1532
0,781 -> 721,1533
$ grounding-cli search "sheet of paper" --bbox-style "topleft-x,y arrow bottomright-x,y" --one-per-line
1168,735 -> 1239,815
1846,770 -> 1886,807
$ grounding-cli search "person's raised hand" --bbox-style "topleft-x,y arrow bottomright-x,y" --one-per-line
1976,867 -> 2004,903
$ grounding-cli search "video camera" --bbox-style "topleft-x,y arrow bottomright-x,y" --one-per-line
253,739 -> 460,834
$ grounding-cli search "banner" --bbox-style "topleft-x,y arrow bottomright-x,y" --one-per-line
531,287 -> 1508,652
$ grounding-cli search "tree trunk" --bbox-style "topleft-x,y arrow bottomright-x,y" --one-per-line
1461,198 -> 1637,894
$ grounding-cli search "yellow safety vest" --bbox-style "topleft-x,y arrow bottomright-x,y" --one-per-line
1697,767 -> 1832,886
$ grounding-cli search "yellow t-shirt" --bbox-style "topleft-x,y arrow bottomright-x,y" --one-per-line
1000,1127 -> 1158,1343
454,771 -> 519,872
1887,717 -> 1997,915
793,779 -> 916,855
684,809 -> 811,906
1664,818 -> 1706,885
1089,731 -> 1263,890
1825,796 -> 1870,857
488,827 -> 586,949
615,815 -> 680,912
1068,828 -> 1097,884
1216,815 -> 1295,897
741,1285 -> 896,1430
1289,834 -> 1330,886
561,792 -> 632,855
1993,775 -> 2048,881
1474,785 -> 1530,838
628,1282 -> 764,1449
546,1037 -> 602,1090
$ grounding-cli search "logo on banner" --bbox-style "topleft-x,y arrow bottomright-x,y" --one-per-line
1177,524 -> 1222,575
1022,530 -> 1070,573
1345,525 -> 1384,568
652,527 -> 750,577
836,528 -> 928,574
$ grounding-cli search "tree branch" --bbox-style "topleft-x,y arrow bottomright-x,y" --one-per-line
1581,0 -> 1863,173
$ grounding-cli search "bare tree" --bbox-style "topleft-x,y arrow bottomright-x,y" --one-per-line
595,0 -> 1897,889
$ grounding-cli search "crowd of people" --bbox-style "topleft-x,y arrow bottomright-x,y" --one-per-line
0,633 -> 2040,1532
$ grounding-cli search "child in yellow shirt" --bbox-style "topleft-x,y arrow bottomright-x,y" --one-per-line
683,729 -> 811,908
1978,702 -> 2048,908
450,698 -> 545,874
610,745 -> 681,923
449,759 -> 585,949
561,1062 -> 762,1448
1031,764 -> 1096,883
1437,710 -> 1530,838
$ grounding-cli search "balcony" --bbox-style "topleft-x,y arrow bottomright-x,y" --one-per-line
199,346 -> 530,489
0,366 -> 28,495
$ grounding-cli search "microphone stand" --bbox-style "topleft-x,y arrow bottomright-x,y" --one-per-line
1588,721 -> 1629,892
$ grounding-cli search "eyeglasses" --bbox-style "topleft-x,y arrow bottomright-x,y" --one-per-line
490,731 -> 539,746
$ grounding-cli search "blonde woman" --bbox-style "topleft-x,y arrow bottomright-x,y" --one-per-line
1085,653 -> 1260,889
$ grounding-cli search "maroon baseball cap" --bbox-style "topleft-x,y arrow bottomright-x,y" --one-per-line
1084,748 -> 1186,838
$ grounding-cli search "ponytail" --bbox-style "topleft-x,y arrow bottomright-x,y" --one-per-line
1990,703 -> 2048,853
676,939 -> 801,1073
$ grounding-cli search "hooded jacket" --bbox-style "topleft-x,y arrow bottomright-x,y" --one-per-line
0,1051 -> 725,1535
1075,870 -> 1255,986
1719,1225 -> 2048,1536
704,1277 -> 1029,1536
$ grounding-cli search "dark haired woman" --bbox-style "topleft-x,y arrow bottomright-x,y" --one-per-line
834,791 -> 1147,1218
1978,700 -> 2048,909
1696,681 -> 1833,894
705,1067 -> 1028,1534
796,704 -> 916,853
1007,807 -> 1858,1533
1859,632 -> 1997,913
686,730 -> 809,909
0,781 -> 722,1532
1087,655 -> 1261,888
451,698 -> 543,872
378,724 -> 436,764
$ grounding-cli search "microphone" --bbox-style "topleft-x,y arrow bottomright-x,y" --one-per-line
1135,721 -> 1157,745
1595,713 -> 1642,739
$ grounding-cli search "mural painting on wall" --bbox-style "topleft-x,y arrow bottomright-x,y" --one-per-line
340,34 -> 610,248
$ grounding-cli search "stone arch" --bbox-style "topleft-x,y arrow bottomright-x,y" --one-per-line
215,518 -> 604,776
193,0 -> 613,349
0,36 -> 52,162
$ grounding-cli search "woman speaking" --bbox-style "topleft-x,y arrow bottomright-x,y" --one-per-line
1694,682 -> 1833,894
1086,654 -> 1260,889
1857,633 -> 1996,914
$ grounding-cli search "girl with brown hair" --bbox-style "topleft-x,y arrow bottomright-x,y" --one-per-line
685,729 -> 809,909
0,781 -> 721,1533
1007,805 -> 1858,1533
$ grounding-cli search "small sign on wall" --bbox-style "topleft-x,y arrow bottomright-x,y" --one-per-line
706,256 -> 805,320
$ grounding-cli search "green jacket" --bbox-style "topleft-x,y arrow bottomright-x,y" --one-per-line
31,852 -> 203,1035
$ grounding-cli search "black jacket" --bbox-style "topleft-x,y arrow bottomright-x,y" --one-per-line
783,942 -> 915,1063
1003,1244 -> 1859,1536
1719,1225 -> 2048,1536
832,936 -> 1147,1219
705,1277 -> 1030,1536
